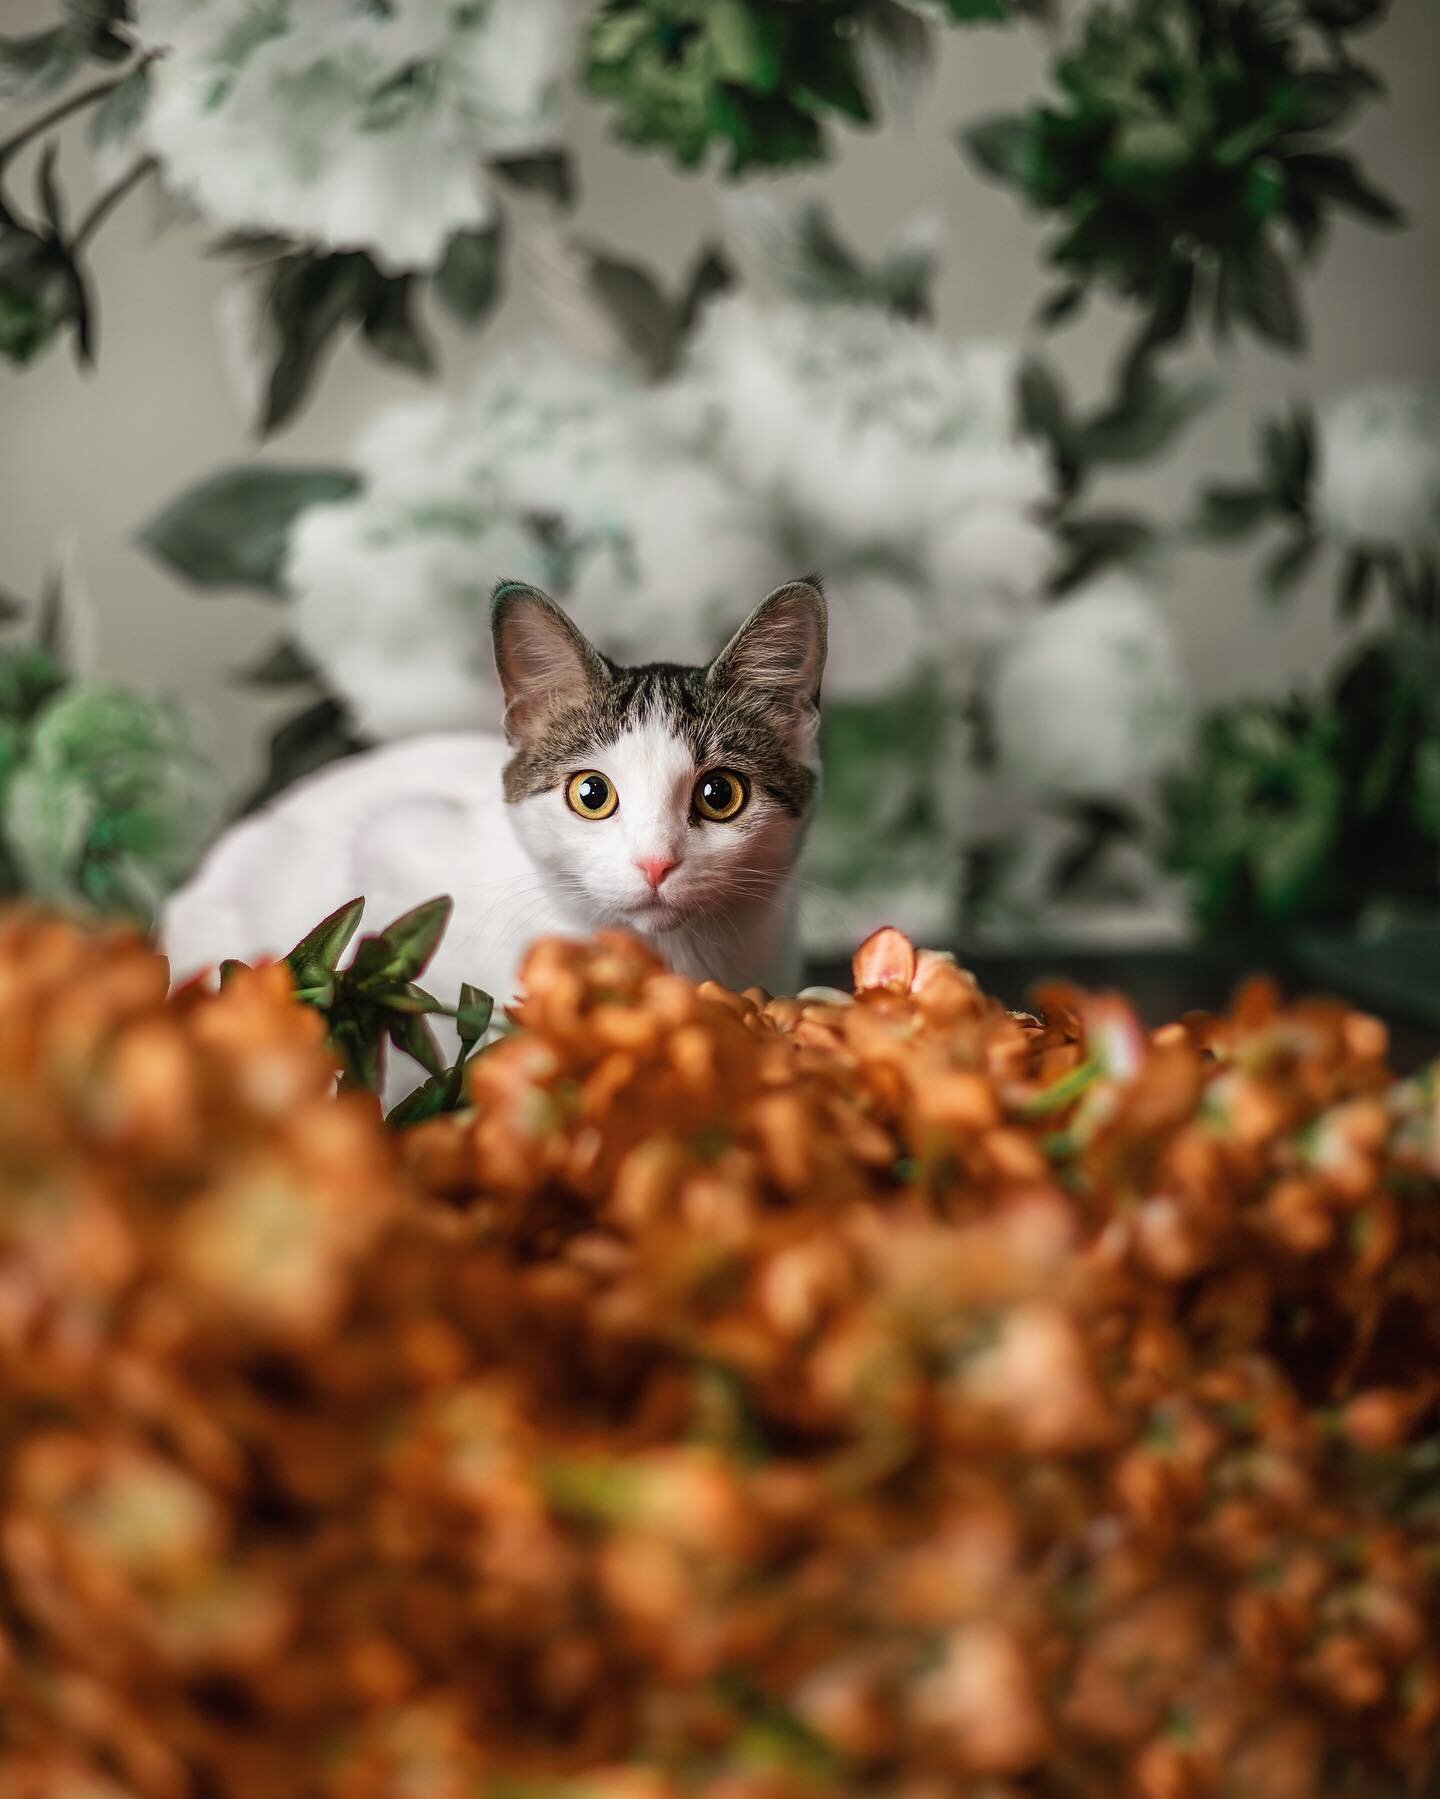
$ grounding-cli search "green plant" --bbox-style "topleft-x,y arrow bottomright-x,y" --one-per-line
583,0 -> 1021,175
223,893 -> 494,1111
1165,640 -> 1440,932
964,0 -> 1401,361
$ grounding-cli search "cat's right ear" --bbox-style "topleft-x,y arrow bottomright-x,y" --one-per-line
491,582 -> 607,741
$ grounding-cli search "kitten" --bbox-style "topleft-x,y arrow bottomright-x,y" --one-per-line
163,577 -> 827,1096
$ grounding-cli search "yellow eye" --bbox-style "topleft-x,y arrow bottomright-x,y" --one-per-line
693,768 -> 748,822
566,771 -> 618,819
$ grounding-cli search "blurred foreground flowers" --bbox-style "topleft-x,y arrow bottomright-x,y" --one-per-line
3,909 -> 1440,1795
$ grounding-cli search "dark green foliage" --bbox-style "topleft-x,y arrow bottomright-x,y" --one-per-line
246,895 -> 496,1111
1188,402 -> 1440,630
1166,641 -> 1440,932
0,1 -> 133,101
583,0 -> 1014,176
962,0 -> 1401,355
238,696 -> 368,817
749,200 -> 940,319
1016,353 -> 1212,588
577,237 -> 735,379
140,466 -> 362,596
283,895 -> 451,1095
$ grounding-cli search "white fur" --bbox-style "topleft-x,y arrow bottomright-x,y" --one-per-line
163,721 -> 807,1105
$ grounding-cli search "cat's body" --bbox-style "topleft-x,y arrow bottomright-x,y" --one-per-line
163,580 -> 827,1098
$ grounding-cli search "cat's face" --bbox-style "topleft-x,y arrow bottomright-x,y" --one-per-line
492,579 -> 826,934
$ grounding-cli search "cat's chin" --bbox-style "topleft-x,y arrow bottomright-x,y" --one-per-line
612,892 -> 699,932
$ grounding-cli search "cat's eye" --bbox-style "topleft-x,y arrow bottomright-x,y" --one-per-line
693,769 -> 748,823
566,770 -> 618,819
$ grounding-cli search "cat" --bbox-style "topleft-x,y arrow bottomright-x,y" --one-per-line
162,576 -> 828,1098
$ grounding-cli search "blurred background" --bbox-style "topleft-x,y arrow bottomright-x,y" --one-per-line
1,0 -> 1438,1010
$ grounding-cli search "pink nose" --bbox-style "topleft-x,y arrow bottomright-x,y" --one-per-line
636,856 -> 678,891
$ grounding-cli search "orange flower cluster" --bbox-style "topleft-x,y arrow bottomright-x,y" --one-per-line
2,911 -> 1439,1799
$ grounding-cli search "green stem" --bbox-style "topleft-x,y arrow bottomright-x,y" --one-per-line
0,62 -> 151,171
71,154 -> 157,253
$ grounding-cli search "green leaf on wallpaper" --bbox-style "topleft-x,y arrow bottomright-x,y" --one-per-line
234,637 -> 319,688
584,247 -> 679,379
1337,552 -> 1377,622
962,115 -> 1028,182
434,220 -> 504,325
1076,366 -> 1215,466
89,62 -> 152,155
359,273 -> 434,375
1262,531 -> 1320,605
492,150 -> 576,209
0,29 -> 78,102
240,695 -> 366,815
141,466 -> 361,595
1229,239 -> 1305,351
1259,408 -> 1314,509
262,251 -> 368,434
1192,486 -> 1275,542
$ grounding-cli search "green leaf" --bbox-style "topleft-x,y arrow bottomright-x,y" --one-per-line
1077,367 -> 1215,467
349,895 -> 453,987
584,247 -> 679,380
0,29 -> 78,102
140,466 -> 361,595
386,1009 -> 447,1079
1035,281 -> 1087,328
384,1066 -> 460,1128
1263,532 -> 1320,604
1413,739 -> 1440,838
492,150 -> 575,209
1192,485 -> 1275,541
1337,551 -> 1377,622
1016,355 -> 1070,446
234,637 -> 318,688
89,62 -> 152,155
456,981 -> 494,1044
676,241 -> 734,339
863,0 -> 932,78
708,0 -> 788,92
359,272 -> 434,375
240,695 -> 366,814
1051,512 -> 1155,592
1286,151 -> 1404,227
1259,407 -> 1314,509
262,252 -> 368,435
962,114 -> 1028,182
286,896 -> 366,982
433,219 -> 504,326
1229,239 -> 1305,351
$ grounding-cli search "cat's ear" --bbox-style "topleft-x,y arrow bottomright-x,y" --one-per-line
708,578 -> 827,727
492,581 -> 608,740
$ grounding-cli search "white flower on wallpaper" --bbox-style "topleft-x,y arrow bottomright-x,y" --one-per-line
1313,383 -> 1440,558
288,302 -> 1061,741
991,573 -> 1190,802
131,0 -> 568,271
663,298 -> 1057,692
285,344 -> 774,739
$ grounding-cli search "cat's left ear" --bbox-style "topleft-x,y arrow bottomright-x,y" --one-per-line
492,581 -> 608,741
707,578 -> 827,741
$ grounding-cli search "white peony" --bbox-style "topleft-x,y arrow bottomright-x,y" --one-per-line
285,342 -> 776,736
991,575 -> 1189,803
1313,384 -> 1440,557
131,0 -> 568,272
663,296 -> 1057,679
